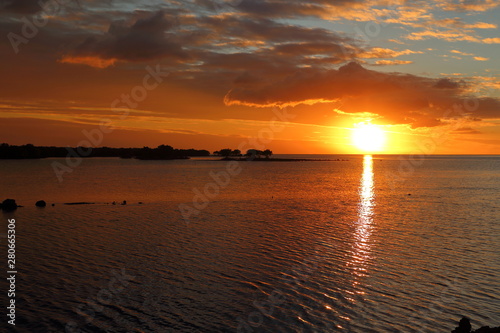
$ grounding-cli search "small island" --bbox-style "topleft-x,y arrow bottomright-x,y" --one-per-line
213,148 -> 348,162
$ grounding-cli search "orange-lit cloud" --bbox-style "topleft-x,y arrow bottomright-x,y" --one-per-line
441,0 -> 500,12
359,48 -> 423,59
374,60 -> 413,65
482,37 -> 500,44
451,50 -> 474,56
59,56 -> 118,69
407,30 -> 481,42
464,22 -> 497,29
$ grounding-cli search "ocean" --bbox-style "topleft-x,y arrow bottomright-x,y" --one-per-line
1,155 -> 499,332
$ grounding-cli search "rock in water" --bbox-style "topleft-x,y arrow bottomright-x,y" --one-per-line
452,317 -> 472,333
1,199 -> 18,211
35,200 -> 47,207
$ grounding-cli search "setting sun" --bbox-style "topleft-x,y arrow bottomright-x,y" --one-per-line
352,122 -> 386,152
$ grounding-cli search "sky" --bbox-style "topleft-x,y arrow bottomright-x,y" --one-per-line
0,0 -> 499,154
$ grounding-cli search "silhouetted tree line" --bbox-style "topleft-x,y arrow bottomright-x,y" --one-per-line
213,148 -> 241,158
0,143 -> 210,160
213,148 -> 273,159
132,145 -> 210,160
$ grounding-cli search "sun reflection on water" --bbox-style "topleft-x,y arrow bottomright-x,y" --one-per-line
348,155 -> 375,293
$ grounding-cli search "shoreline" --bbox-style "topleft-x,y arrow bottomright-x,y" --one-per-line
216,157 -> 350,162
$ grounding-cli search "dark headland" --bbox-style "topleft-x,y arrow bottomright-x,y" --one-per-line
0,143 -> 209,160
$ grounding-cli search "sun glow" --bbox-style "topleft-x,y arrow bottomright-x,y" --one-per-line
351,123 -> 386,152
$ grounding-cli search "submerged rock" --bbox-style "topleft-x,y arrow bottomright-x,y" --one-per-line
1,199 -> 18,211
35,200 -> 47,207
63,202 -> 95,205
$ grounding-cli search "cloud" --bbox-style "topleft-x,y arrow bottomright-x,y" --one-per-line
373,60 -> 413,65
406,30 -> 481,42
451,50 -> 474,56
198,15 -> 351,44
433,78 -> 461,89
426,18 -> 497,29
482,37 -> 500,44
388,39 -> 406,44
473,56 -> 489,61
234,0 -> 330,19
0,0 -> 498,139
452,127 -> 482,134
215,0 -> 383,20
59,56 -> 118,68
359,48 -> 423,59
0,0 -> 46,14
464,22 -> 497,29
402,15 -> 498,43
224,62 -> 500,128
441,0 -> 500,12
60,10 -> 188,67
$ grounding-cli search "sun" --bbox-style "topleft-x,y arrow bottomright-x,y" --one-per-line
351,122 -> 386,152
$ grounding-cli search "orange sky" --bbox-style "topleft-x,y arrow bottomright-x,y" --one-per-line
0,0 -> 499,154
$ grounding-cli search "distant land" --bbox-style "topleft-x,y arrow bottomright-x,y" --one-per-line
0,143 -> 209,160
0,144 -> 349,162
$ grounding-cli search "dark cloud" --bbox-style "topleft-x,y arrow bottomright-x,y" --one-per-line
0,0 -> 43,14
236,0 -> 329,18
62,10 -> 188,64
471,97 -> 500,119
0,0 -> 87,15
434,78 -> 462,89
452,127 -> 482,134
193,0 -> 367,19
198,15 -> 350,44
224,62 -> 498,128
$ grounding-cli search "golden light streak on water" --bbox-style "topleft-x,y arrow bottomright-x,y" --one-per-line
348,155 -> 375,294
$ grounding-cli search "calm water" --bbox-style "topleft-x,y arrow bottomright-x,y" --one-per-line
1,155 -> 499,332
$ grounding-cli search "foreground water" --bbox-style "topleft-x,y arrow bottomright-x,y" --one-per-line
1,155 -> 499,332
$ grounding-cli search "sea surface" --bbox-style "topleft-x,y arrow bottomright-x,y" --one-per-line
0,155 -> 499,332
